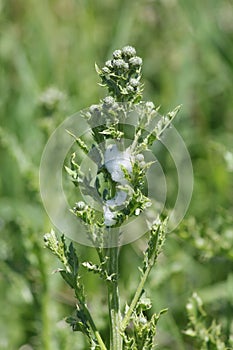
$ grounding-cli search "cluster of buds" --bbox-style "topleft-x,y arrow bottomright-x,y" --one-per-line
96,45 -> 143,103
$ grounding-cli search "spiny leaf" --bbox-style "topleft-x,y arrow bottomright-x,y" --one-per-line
143,217 -> 167,273
67,242 -> 79,276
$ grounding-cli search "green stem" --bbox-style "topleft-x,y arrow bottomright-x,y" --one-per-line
107,234 -> 122,350
121,263 -> 151,332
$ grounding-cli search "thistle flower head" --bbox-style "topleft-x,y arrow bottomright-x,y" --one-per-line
103,96 -> 115,106
112,59 -> 129,70
89,104 -> 101,114
122,45 -> 136,57
113,49 -> 122,59
129,56 -> 142,67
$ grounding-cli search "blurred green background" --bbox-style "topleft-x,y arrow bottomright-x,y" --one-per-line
0,0 -> 233,349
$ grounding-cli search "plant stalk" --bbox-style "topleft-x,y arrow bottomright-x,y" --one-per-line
121,263 -> 151,332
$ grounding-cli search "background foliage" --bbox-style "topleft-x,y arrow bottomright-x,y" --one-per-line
0,0 -> 232,349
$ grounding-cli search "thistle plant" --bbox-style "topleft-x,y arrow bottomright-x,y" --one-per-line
44,46 -> 181,349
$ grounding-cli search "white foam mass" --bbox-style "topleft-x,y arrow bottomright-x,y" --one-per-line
104,144 -> 132,184
103,144 -> 133,226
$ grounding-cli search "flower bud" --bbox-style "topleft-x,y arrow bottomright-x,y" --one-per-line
103,96 -> 115,106
126,85 -> 134,93
145,101 -> 155,110
113,59 -> 129,70
129,56 -> 142,66
113,49 -> 122,59
122,45 -> 136,57
105,60 -> 113,68
129,78 -> 139,87
74,201 -> 86,211
102,67 -> 111,74
89,104 -> 101,114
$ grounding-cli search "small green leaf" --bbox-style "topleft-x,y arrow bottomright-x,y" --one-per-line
95,62 -> 102,75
